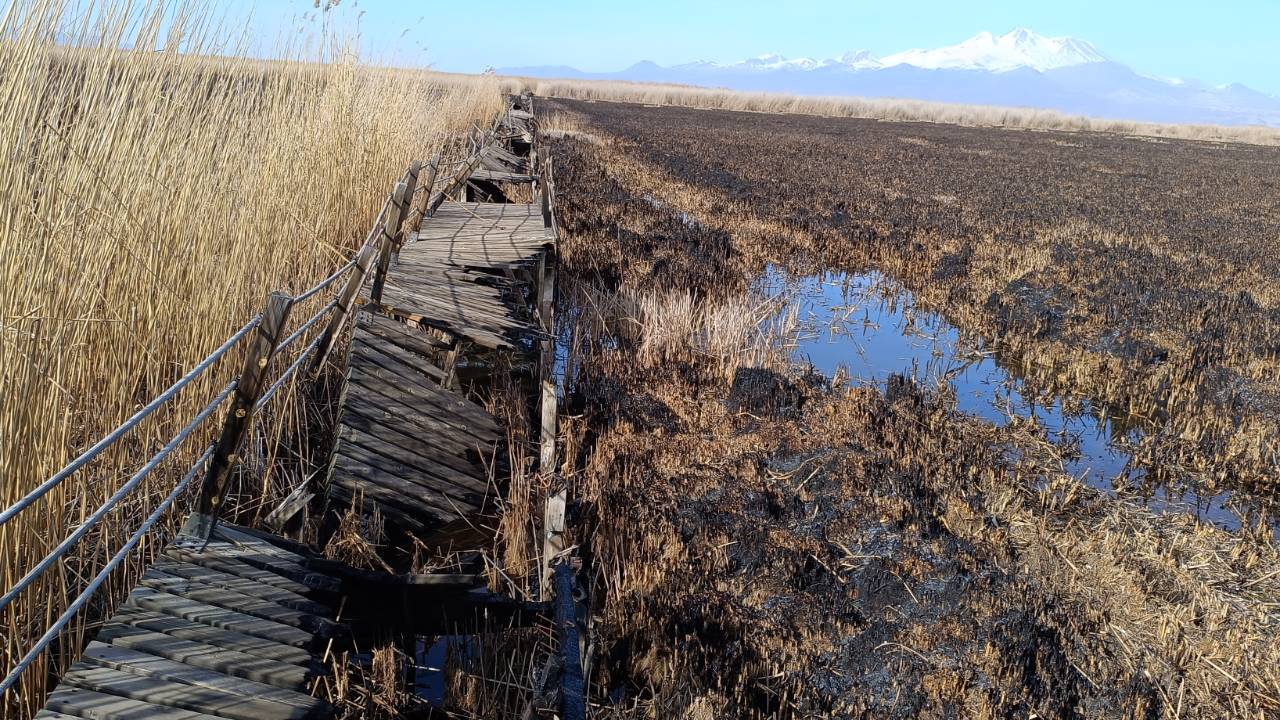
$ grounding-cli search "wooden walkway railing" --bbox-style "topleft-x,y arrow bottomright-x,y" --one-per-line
3,95 -> 585,719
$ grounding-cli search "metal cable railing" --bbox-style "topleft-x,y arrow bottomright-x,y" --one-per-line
0,378 -> 237,618
0,443 -> 217,696
0,160 -> 431,703
0,317 -> 260,529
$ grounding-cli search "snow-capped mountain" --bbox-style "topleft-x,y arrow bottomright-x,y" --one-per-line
878,28 -> 1110,72
499,29 -> 1280,128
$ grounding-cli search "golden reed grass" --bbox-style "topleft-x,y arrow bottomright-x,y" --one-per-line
498,75 -> 1280,146
0,0 -> 502,712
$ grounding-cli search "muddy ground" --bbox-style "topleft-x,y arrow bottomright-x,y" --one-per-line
542,101 -> 1280,719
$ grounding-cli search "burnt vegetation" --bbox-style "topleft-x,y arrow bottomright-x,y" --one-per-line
543,100 -> 1280,718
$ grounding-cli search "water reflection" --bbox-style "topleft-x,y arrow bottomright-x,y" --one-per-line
766,269 -> 1245,531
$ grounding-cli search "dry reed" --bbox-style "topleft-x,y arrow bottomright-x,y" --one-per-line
0,0 -> 503,712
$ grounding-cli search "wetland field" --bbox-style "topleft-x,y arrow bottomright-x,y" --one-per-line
541,99 -> 1280,719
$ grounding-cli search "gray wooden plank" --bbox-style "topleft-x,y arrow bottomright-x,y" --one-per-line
60,665 -> 324,720
328,458 -> 461,525
160,548 -> 318,596
209,528 -> 307,564
332,442 -> 481,513
149,560 -> 329,617
340,383 -> 498,454
80,640 -> 318,701
346,363 -> 501,434
109,607 -> 312,666
44,688 -> 225,720
137,571 -> 337,635
327,483 -> 429,534
350,331 -> 446,383
337,418 -> 492,496
343,363 -> 502,441
125,588 -> 314,649
336,408 -> 490,481
355,312 -> 451,358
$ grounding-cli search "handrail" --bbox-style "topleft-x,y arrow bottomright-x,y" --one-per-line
0,317 -> 259,528
0,379 -> 237,617
0,443 -> 216,696
296,257 -> 358,303
0,158 -> 431,701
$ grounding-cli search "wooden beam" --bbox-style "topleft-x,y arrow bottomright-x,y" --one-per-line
371,181 -> 408,305
309,244 -> 377,375
193,292 -> 294,538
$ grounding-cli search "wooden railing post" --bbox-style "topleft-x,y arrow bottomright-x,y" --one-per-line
192,291 -> 294,540
309,244 -> 378,375
371,181 -> 408,305
397,159 -> 421,261
415,154 -> 441,221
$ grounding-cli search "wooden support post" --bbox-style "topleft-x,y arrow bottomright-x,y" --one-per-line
540,486 -> 565,602
396,159 -> 421,259
540,156 -> 552,231
371,181 -> 408,305
309,244 -> 378,375
192,292 -> 294,540
538,380 -> 561,600
415,154 -> 441,221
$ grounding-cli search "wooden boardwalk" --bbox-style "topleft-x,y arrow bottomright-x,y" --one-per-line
39,520 -> 341,720
30,102 -> 571,719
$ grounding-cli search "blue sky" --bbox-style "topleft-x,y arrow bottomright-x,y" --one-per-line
241,1 -> 1280,94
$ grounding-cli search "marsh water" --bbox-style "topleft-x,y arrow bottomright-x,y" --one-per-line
768,269 -> 1248,532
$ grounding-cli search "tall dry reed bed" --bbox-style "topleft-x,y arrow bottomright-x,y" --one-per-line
0,1 -> 502,711
542,104 -> 1280,718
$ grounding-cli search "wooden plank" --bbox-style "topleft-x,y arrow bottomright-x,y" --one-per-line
330,453 -> 467,521
338,424 -> 490,497
328,466 -> 456,527
326,483 -> 428,534
351,330 -> 446,382
337,408 -> 490,481
160,548 -> 317,596
333,438 -> 483,509
165,540 -> 340,593
60,665 -> 326,720
375,290 -> 518,349
80,640 -> 317,699
109,607 -> 312,666
344,367 -> 500,440
345,364 -> 500,435
362,300 -> 510,350
384,277 -> 519,318
210,527 -> 308,564
340,382 -> 499,452
150,559 -> 329,617
137,571 -> 339,636
44,688 -> 225,720
126,588 -> 315,649
355,312 -> 450,357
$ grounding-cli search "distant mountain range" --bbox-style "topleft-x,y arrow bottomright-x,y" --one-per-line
500,29 -> 1280,127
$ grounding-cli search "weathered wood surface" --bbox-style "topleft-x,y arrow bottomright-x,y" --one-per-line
329,166 -> 553,534
39,524 -> 340,720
